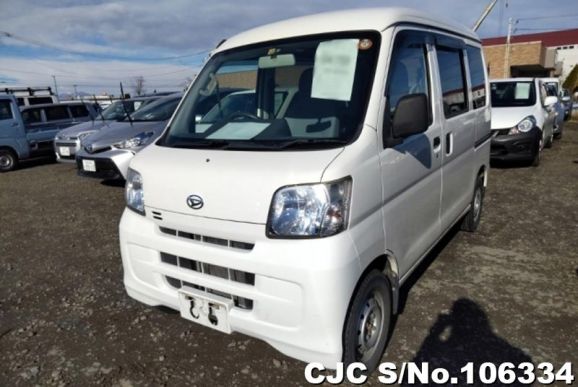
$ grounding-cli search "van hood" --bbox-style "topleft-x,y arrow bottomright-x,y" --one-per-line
56,119 -> 111,139
83,120 -> 168,150
491,106 -> 536,130
131,144 -> 344,224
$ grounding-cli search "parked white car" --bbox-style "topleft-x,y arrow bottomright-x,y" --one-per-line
119,7 -> 491,371
490,78 -> 557,166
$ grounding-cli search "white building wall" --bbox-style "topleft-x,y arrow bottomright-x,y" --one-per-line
556,44 -> 578,82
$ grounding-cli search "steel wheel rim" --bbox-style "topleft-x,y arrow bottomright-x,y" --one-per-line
473,187 -> 482,221
356,290 -> 385,362
0,154 -> 12,168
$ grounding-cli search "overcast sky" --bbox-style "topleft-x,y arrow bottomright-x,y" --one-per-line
1,0 -> 577,96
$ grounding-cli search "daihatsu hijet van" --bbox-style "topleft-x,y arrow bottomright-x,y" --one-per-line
119,7 -> 491,371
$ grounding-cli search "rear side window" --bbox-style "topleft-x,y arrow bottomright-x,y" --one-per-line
386,31 -> 430,119
466,46 -> 487,109
0,101 -> 13,120
45,106 -> 70,121
22,109 -> 42,124
437,48 -> 468,118
69,104 -> 89,118
29,97 -> 54,105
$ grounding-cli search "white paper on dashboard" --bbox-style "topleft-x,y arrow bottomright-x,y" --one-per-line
206,122 -> 269,140
515,83 -> 531,99
311,39 -> 359,101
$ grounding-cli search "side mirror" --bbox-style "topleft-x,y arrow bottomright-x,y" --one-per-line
392,93 -> 429,139
544,96 -> 558,106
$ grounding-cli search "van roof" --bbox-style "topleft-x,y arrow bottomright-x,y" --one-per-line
217,7 -> 479,53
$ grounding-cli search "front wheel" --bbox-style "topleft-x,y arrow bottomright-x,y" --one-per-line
343,270 -> 392,373
461,174 -> 485,232
0,149 -> 18,172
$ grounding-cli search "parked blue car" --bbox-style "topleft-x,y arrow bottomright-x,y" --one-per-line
0,94 -> 98,171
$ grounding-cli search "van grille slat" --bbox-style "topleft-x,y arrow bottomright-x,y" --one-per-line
159,226 -> 254,251
160,252 -> 255,286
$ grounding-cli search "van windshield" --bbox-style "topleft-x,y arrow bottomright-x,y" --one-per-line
159,32 -> 380,150
491,81 -> 536,107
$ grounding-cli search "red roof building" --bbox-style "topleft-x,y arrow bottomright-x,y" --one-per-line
482,28 -> 578,80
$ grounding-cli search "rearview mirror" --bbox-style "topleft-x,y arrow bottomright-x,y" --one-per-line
258,54 -> 296,69
392,94 -> 429,139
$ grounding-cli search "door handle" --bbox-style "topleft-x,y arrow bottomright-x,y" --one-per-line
10,122 -> 19,127
433,137 -> 441,153
445,132 -> 453,156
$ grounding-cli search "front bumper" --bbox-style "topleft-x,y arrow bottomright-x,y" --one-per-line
54,139 -> 80,163
76,148 -> 134,180
119,208 -> 361,366
490,127 -> 540,162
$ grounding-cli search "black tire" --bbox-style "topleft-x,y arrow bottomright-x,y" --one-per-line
461,174 -> 484,232
531,135 -> 542,167
545,130 -> 553,148
554,128 -> 563,140
343,270 -> 392,374
0,149 -> 18,172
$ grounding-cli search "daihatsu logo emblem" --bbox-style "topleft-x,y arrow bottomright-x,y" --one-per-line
186,195 -> 204,210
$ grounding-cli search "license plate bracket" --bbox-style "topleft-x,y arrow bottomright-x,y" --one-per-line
178,286 -> 233,334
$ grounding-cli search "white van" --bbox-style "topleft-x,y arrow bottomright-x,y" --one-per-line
119,7 -> 490,371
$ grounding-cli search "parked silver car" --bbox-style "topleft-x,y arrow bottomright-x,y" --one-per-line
76,94 -> 182,179
542,78 -> 565,139
54,97 -> 159,162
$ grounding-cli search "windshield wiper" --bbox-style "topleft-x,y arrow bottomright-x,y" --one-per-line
275,138 -> 349,149
170,139 -> 231,149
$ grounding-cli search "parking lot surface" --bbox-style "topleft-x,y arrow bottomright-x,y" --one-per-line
1,124 -> 577,386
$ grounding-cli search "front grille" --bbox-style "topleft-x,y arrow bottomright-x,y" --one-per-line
165,275 -> 254,310
84,145 -> 111,154
495,129 -> 510,136
159,226 -> 254,251
76,157 -> 122,179
160,252 -> 255,286
55,141 -> 78,147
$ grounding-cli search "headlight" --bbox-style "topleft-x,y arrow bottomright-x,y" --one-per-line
267,177 -> 352,238
114,132 -> 154,149
508,116 -> 536,135
125,168 -> 145,215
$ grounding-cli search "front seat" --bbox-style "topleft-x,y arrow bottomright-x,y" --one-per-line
284,69 -> 341,138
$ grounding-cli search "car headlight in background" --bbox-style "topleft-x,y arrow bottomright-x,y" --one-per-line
508,116 -> 536,135
125,168 -> 145,215
114,132 -> 154,149
267,177 -> 352,238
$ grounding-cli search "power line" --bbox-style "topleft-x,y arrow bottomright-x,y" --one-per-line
0,66 -> 194,80
0,31 -> 210,61
517,14 -> 578,21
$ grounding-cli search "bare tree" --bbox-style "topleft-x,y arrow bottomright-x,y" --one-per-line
132,76 -> 146,96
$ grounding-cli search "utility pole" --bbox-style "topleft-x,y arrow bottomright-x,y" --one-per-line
51,75 -> 60,102
473,0 -> 499,32
503,17 -> 515,78
73,84 -> 78,99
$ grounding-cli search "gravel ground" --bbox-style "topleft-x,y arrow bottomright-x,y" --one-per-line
1,124 -> 577,386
